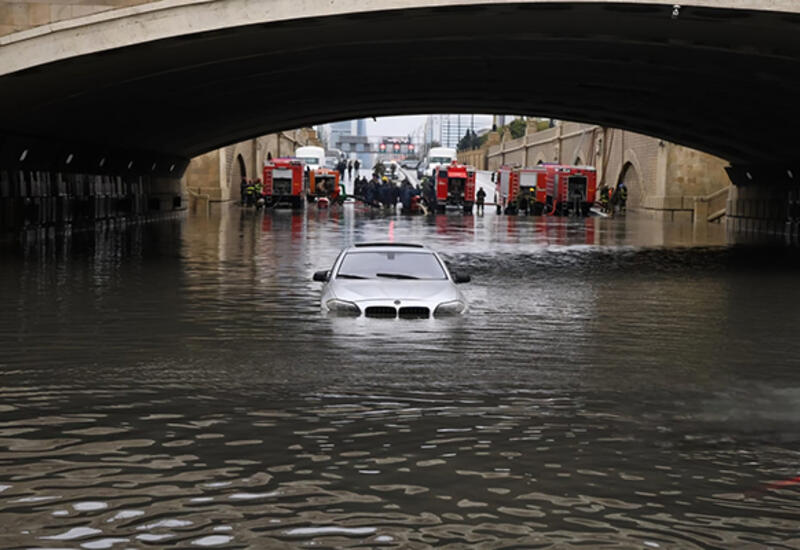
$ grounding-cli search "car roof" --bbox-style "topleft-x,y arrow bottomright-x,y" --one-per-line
346,242 -> 430,253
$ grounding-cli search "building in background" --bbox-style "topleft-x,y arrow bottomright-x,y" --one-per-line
422,114 -> 494,154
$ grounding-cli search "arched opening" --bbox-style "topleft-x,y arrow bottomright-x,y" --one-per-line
617,161 -> 641,208
232,154 -> 246,187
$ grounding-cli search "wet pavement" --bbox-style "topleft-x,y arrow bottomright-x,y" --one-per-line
1,204 -> 799,549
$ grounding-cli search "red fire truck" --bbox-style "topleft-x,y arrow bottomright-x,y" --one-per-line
494,166 -> 548,215
544,165 -> 597,216
307,168 -> 341,204
434,160 -> 476,214
262,158 -> 305,208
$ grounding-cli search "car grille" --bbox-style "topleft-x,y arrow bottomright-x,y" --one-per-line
399,306 -> 430,319
365,306 -> 397,318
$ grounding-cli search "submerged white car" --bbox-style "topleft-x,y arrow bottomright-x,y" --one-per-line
312,243 -> 470,318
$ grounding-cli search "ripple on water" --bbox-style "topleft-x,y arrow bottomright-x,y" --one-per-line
2,211 -> 800,548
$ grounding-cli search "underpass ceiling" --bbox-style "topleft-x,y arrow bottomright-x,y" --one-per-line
0,2 -> 798,165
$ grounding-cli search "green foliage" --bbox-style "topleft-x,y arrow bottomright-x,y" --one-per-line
457,129 -> 482,152
508,118 -> 527,139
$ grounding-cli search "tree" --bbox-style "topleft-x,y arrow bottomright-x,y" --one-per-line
508,118 -> 527,139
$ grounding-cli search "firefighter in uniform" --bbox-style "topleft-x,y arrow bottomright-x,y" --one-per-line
599,185 -> 610,213
245,179 -> 256,206
618,183 -> 628,212
476,187 -> 486,215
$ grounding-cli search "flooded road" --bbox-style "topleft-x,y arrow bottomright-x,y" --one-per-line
1,205 -> 799,549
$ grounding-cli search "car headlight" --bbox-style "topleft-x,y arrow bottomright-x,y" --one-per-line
325,299 -> 361,316
434,300 -> 466,317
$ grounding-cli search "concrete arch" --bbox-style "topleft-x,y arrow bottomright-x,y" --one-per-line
1,0 -> 799,175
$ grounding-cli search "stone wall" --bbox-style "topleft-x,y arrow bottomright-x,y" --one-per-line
183,128 -> 321,203
0,0 -> 151,37
456,148 -> 487,170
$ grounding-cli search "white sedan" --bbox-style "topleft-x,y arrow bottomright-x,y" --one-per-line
312,243 -> 470,318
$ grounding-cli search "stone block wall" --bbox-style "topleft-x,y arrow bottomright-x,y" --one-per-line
0,0 -> 152,37
183,128 -> 320,203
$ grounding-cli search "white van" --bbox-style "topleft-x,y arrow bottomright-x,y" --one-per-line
295,146 -> 325,171
424,147 -> 457,177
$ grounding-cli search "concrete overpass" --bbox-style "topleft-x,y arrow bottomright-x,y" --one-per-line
0,0 -> 799,232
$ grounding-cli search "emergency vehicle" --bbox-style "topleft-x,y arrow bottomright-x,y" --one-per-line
307,167 -> 341,204
434,160 -> 476,214
544,165 -> 597,216
494,166 -> 547,215
262,158 -> 305,208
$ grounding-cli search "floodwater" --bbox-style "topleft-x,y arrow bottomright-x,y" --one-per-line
1,204 -> 799,549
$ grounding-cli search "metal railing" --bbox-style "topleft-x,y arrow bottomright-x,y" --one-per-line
694,186 -> 730,223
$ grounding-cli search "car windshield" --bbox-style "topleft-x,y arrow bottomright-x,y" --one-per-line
337,251 -> 447,280
430,156 -> 453,164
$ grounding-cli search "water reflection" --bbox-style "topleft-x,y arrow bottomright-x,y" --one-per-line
1,205 -> 799,548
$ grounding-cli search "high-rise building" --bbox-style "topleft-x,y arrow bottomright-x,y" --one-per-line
327,120 -> 353,152
424,114 -> 494,151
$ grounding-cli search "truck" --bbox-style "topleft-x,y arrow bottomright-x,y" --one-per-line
262,158 -> 306,208
434,160 -> 476,214
544,165 -> 597,216
423,147 -> 457,177
307,167 -> 341,204
493,166 -> 548,215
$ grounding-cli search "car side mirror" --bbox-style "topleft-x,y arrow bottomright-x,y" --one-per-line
312,270 -> 329,282
452,272 -> 471,284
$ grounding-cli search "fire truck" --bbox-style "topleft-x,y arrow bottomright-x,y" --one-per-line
307,167 -> 341,204
262,158 -> 305,208
494,166 -> 547,215
544,165 -> 597,216
434,160 -> 476,214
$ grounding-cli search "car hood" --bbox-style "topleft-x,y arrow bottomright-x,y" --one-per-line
330,279 -> 460,303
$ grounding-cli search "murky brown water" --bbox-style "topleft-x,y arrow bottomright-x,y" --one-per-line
1,205 -> 799,549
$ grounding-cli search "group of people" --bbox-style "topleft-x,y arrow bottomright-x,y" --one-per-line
240,177 -> 264,207
336,158 -> 361,181
598,182 -> 628,215
353,174 -> 422,213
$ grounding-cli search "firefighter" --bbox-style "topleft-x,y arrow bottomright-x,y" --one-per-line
609,185 -> 620,217
476,187 -> 486,215
618,182 -> 628,212
245,179 -> 256,206
347,159 -> 353,181
517,187 -> 530,215
599,185 -> 610,213
240,177 -> 248,205
253,178 -> 263,209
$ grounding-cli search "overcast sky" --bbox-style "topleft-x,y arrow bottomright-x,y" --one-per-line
364,114 -> 495,138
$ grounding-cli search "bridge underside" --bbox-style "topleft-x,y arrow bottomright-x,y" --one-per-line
0,2 -> 799,178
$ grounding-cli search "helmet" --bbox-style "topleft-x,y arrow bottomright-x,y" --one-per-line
382,176 -> 388,182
